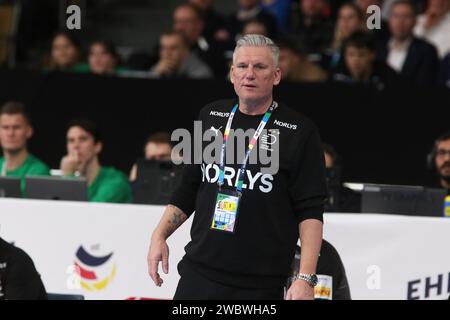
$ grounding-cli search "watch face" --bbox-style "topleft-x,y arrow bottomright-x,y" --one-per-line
311,274 -> 319,286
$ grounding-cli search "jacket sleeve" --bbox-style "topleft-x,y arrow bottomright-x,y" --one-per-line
288,124 -> 328,223
168,109 -> 205,217
415,43 -> 439,85
4,248 -> 48,300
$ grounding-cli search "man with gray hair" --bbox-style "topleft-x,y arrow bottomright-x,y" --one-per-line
147,34 -> 327,300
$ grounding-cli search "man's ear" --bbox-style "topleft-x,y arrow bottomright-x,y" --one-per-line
273,67 -> 281,86
230,65 -> 235,84
26,125 -> 34,139
95,141 -> 103,155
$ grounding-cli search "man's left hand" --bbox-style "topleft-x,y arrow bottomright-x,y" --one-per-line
285,279 -> 315,300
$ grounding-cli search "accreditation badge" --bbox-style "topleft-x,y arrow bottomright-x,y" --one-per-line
210,189 -> 241,233
314,275 -> 333,300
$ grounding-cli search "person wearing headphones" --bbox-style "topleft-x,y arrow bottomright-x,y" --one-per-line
427,131 -> 450,194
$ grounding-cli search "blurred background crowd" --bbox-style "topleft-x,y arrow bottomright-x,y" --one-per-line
1,0 -> 450,87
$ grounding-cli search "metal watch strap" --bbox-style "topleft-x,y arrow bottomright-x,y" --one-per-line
294,273 -> 318,287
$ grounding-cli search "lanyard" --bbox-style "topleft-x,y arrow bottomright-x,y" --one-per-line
217,101 -> 277,193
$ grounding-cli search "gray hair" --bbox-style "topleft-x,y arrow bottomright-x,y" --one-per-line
232,34 -> 280,68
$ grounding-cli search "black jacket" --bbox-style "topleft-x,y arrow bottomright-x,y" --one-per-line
171,99 -> 327,289
332,60 -> 400,91
290,15 -> 334,55
0,238 -> 47,300
379,37 -> 439,85
438,53 -> 450,88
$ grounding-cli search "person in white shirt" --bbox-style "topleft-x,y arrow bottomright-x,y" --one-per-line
379,0 -> 439,85
414,0 -> 450,58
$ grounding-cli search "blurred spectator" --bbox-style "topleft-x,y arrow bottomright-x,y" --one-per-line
242,18 -> 269,36
227,0 -> 279,40
322,143 -> 361,213
173,2 -> 227,76
173,3 -> 205,48
60,119 -> 132,203
327,0 -> 352,19
277,38 -> 328,82
0,237 -> 47,300
88,40 -> 127,76
381,0 -> 427,19
260,0 -> 292,29
332,31 -> 399,90
383,0 -> 429,18
290,0 -> 334,55
379,0 -> 439,85
129,132 -> 173,181
383,0 -> 400,18
414,0 -> 450,58
428,131 -> 450,193
148,31 -> 213,79
438,52 -> 450,87
331,3 -> 366,51
189,0 -> 228,44
328,2 -> 366,70
0,102 -> 50,193
44,32 -> 89,72
355,0 -> 383,13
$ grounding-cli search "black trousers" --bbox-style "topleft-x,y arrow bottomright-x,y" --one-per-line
173,260 -> 285,300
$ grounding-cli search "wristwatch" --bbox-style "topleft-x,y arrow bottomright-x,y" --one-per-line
293,273 -> 318,287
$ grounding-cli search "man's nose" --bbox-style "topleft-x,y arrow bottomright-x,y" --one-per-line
174,22 -> 183,32
245,66 -> 256,79
72,142 -> 81,150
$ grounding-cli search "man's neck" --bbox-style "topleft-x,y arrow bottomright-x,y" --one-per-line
352,66 -> 373,82
239,96 -> 273,115
441,178 -> 450,190
84,157 -> 101,186
3,148 -> 28,171
303,14 -> 320,27
391,35 -> 412,48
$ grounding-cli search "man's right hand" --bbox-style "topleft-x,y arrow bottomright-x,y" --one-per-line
60,152 -> 82,176
147,205 -> 188,287
147,235 -> 170,287
153,59 -> 177,76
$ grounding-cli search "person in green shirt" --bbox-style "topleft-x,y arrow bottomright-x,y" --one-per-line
45,31 -> 90,73
88,40 -> 129,76
59,118 -> 132,203
0,102 -> 50,194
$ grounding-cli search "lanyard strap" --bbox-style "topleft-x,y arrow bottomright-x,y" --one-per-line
218,101 -> 277,193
